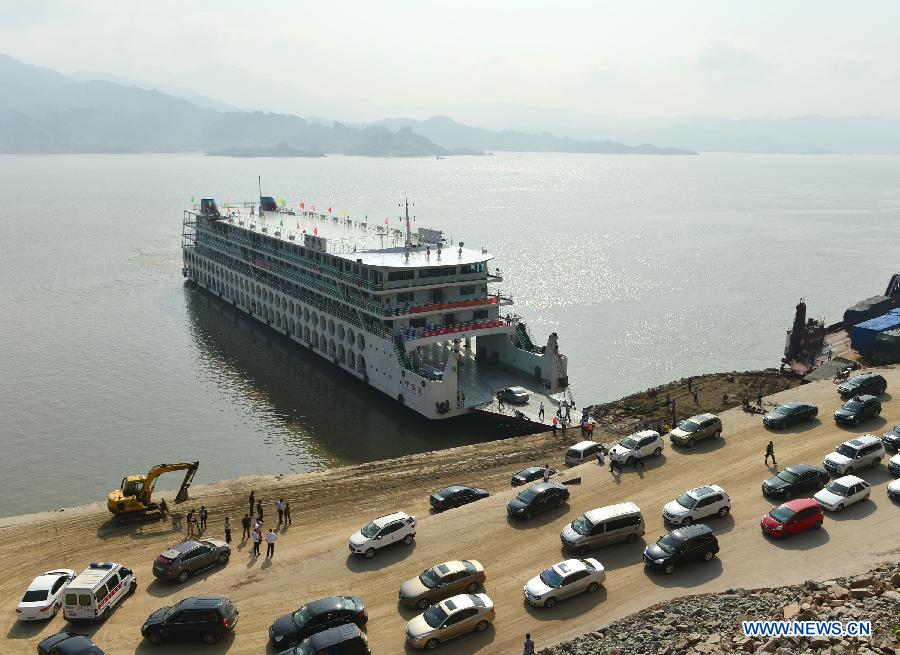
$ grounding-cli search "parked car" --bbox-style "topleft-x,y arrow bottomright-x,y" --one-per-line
668,414 -> 722,448
37,632 -> 106,655
760,498 -> 824,539
643,524 -> 719,574
560,502 -> 644,554
882,425 -> 900,452
834,395 -> 882,426
608,430 -> 664,465
891,452 -> 900,477
506,482 -> 569,520
399,560 -> 485,609
141,596 -> 239,645
348,512 -> 416,558
282,623 -> 370,655
762,402 -> 818,429
564,441 -> 603,466
662,485 -> 731,525
152,539 -> 230,583
405,593 -> 495,650
511,467 -> 557,486
429,486 -> 489,511
761,464 -> 830,499
888,477 -> 900,501
814,475 -> 871,512
269,596 -> 367,648
523,558 -> 606,608
837,372 -> 886,398
63,562 -> 136,622
16,569 -> 75,621
823,435 -> 886,475
497,386 -> 529,404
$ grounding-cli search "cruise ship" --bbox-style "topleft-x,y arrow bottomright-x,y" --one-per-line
181,196 -> 571,422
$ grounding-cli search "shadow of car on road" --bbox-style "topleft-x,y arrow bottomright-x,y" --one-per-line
345,542 -> 417,573
762,525 -> 831,550
644,557 -> 724,589
505,503 -> 572,530
402,623 -> 495,655
523,585 -> 608,619
824,498 -> 878,521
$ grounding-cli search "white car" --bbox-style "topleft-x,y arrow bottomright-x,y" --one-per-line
498,387 -> 529,404
523,558 -> 606,608
823,435 -> 886,476
662,485 -> 731,525
348,511 -> 416,559
609,430 -> 664,464
889,452 -> 900,477
814,475 -> 871,512
16,569 -> 76,620
888,477 -> 900,501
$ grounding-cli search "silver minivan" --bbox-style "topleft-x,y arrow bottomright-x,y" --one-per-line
560,502 -> 644,553
565,440 -> 602,467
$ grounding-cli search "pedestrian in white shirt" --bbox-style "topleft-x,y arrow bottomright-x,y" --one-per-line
265,528 -> 277,559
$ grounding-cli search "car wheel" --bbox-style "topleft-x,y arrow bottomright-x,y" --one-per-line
844,467 -> 854,475
718,506 -> 730,518
129,581 -> 137,595
148,632 -> 163,646
98,607 -> 109,622
783,490 -> 792,500
578,545 -> 590,555
425,638 -> 440,649
475,620 -> 489,631
202,632 -> 217,645
872,458 -> 881,468
681,516 -> 693,526
625,457 -> 634,467
687,438 -> 695,448
835,504 -> 844,512
625,532 -> 638,544
365,548 -> 376,559
781,530 -> 790,539
217,552 -> 229,564
466,581 -> 479,593
664,563 -> 675,574
524,511 -> 533,520
177,570 -> 190,583
556,498 -> 564,508
586,582 -> 600,593
703,550 -> 715,561
417,598 -> 430,610
543,597 -> 557,609
51,602 -> 60,617
813,521 -> 822,529
713,429 -> 721,439
853,417 -> 860,426
403,534 -> 414,545
653,447 -> 662,457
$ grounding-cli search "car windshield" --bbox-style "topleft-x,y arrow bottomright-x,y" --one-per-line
836,445 -> 859,458
517,487 -> 540,503
768,506 -> 795,522
21,589 -> 49,602
619,437 -> 639,449
657,534 -> 682,553
360,521 -> 380,538
776,470 -> 800,483
291,605 -> 311,627
424,605 -> 449,628
675,493 -> 697,509
842,401 -> 863,411
826,482 -> 849,496
678,420 -> 700,432
571,515 -> 594,535
775,405 -> 796,415
539,567 -> 563,588
846,376 -> 865,387
419,568 -> 441,589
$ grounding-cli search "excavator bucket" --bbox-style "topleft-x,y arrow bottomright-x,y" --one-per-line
174,461 -> 199,504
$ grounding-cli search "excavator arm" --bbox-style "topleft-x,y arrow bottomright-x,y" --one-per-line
141,462 -> 199,505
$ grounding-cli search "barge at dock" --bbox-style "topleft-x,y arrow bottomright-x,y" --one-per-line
181,196 -> 571,423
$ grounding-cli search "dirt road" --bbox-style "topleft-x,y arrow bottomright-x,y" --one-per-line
3,370 -> 900,654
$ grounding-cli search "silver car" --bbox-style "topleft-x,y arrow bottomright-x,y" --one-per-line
523,558 -> 606,608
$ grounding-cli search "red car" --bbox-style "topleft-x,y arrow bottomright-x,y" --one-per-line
760,498 -> 823,539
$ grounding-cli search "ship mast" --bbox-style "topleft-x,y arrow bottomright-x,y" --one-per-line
401,196 -> 414,247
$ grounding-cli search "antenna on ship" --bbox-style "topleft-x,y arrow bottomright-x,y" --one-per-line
400,196 -> 414,247
258,175 -> 263,218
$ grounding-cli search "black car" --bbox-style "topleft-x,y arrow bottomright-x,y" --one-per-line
152,539 -> 230,583
834,395 -> 881,426
762,464 -> 830,498
141,596 -> 239,645
643,523 -> 719,574
278,623 -> 371,655
269,596 -> 367,648
429,485 -> 489,511
882,425 -> 900,452
38,632 -> 105,655
511,467 -> 557,487
837,372 -> 886,398
762,402 -> 818,429
506,482 -> 569,519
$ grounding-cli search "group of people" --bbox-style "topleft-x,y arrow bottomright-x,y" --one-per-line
184,505 -> 210,538
240,491 -> 292,560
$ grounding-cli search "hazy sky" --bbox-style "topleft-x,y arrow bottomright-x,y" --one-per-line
3,0 -> 899,119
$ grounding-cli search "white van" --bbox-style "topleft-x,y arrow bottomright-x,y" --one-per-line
63,562 -> 136,621
565,440 -> 602,467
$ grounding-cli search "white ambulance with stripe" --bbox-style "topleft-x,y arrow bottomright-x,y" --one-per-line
63,562 -> 136,621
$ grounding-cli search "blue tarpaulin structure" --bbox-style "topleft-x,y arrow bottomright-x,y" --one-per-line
851,311 -> 900,356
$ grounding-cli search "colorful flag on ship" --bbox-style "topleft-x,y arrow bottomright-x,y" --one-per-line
384,217 -> 389,225
190,196 -> 195,203
280,219 -> 284,227
300,202 -> 305,209
313,227 -> 318,236
327,207 -> 332,214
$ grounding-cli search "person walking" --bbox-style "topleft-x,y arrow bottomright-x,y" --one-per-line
224,516 -> 232,544
538,402 -> 545,421
551,416 -> 558,435
284,501 -> 292,526
542,463 -> 551,483
757,390 -> 763,407
609,454 -> 622,474
596,445 -> 606,466
265,528 -> 277,559
249,490 -> 255,518
587,421 -> 594,439
251,528 -> 261,557
765,440 -> 777,468
241,513 -> 251,541
185,508 -> 197,537
631,447 -> 645,469
523,633 -> 536,655
692,390 -> 699,405
277,498 -> 285,526
256,499 -> 264,522
198,506 -> 208,532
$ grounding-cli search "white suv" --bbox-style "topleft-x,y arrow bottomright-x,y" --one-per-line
823,435 -> 886,476
662,485 -> 731,525
349,511 -> 416,559
609,430 -> 664,465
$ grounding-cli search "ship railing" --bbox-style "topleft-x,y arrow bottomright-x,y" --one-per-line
386,295 -> 504,317
400,319 -> 507,342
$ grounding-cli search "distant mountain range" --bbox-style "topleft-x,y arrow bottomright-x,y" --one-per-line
0,53 -> 695,156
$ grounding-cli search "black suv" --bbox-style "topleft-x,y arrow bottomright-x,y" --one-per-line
643,524 -> 719,574
834,395 -> 882,426
269,596 -> 367,648
38,632 -> 106,655
762,464 -> 829,499
152,539 -> 230,583
506,482 -> 569,520
141,596 -> 239,645
278,623 -> 371,655
882,425 -> 900,452
837,372 -> 886,398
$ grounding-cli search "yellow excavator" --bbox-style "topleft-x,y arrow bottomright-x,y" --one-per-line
107,462 -> 199,524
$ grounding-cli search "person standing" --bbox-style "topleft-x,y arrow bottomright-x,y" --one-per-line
185,508 -> 196,537
251,528 -> 261,557
765,441 -> 777,467
284,501 -> 292,526
199,506 -> 208,532
609,454 -> 622,474
223,516 -> 232,544
587,421 -> 594,439
551,416 -> 558,435
757,390 -> 763,407
241,513 -> 251,541
523,633 -> 535,655
596,446 -> 605,466
265,528 -> 277,559
256,499 -> 264,522
538,402 -> 545,421
249,490 -> 255,518
277,498 -> 285,526
631,447 -> 645,469
542,463 -> 551,483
